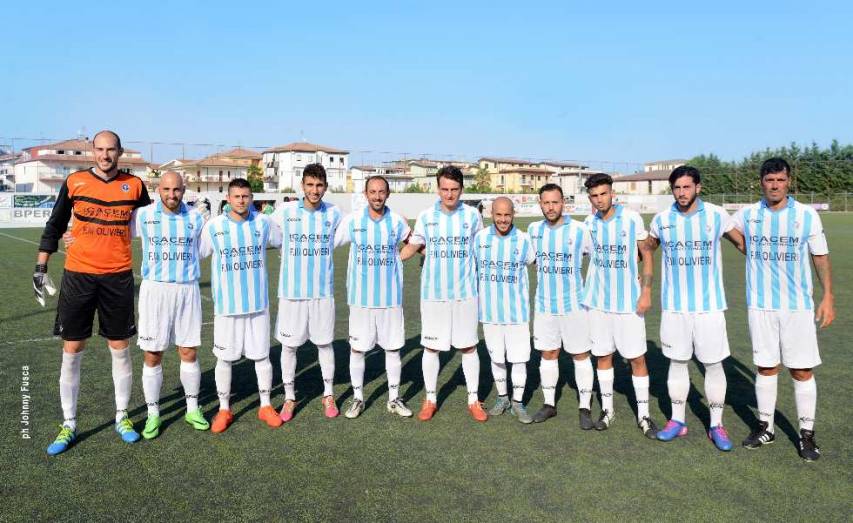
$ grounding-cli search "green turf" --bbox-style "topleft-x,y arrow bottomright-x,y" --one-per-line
1,214 -> 851,521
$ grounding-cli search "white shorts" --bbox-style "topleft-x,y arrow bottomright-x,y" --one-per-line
420,297 -> 479,351
588,309 -> 647,359
533,310 -> 592,354
349,306 -> 405,352
483,323 -> 531,364
748,309 -> 821,369
213,311 -> 270,362
275,297 -> 335,347
137,280 -> 202,351
660,311 -> 731,364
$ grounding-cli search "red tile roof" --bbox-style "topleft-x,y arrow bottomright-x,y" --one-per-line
263,142 -> 348,154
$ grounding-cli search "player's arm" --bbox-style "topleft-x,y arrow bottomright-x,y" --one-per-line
34,180 -> 72,305
636,236 -> 653,315
198,223 -> 214,259
726,209 -> 747,255
400,217 -> 426,261
812,254 -> 834,328
333,214 -> 351,249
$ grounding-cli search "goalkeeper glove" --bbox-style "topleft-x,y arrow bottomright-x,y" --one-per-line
33,263 -> 57,307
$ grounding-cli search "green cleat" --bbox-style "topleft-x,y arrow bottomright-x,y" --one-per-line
184,409 -> 210,431
142,415 -> 161,440
47,425 -> 77,456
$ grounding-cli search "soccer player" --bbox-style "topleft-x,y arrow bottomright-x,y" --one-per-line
36,130 -> 151,455
400,166 -> 487,422
582,173 -> 659,438
335,175 -> 413,418
199,178 -> 283,433
733,158 -> 834,461
475,197 -> 536,423
272,164 -> 343,421
646,166 -> 745,451
132,171 -> 209,437
527,183 -> 596,429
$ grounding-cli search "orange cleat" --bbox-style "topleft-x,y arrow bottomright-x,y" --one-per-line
258,405 -> 283,428
418,400 -> 438,421
468,401 -> 489,422
211,409 -> 234,433
322,396 -> 339,418
279,400 -> 296,423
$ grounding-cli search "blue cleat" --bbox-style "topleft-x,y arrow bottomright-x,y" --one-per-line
708,425 -> 734,452
657,419 -> 688,441
115,416 -> 140,443
47,425 -> 77,456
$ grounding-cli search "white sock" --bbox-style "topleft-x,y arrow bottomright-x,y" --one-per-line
110,346 -> 132,423
511,363 -> 527,402
141,364 -> 162,416
667,360 -> 690,423
317,344 -> 335,397
385,351 -> 402,402
574,357 -> 594,410
704,362 -> 727,427
491,361 -> 508,397
59,351 -> 83,430
540,359 -> 558,406
280,346 -> 298,401
755,373 -> 777,433
215,359 -> 232,411
461,351 -> 480,405
422,350 -> 439,403
597,367 -> 615,413
180,360 -> 201,412
633,374 -> 650,420
350,351 -> 366,401
793,377 -> 817,431
255,358 -> 273,407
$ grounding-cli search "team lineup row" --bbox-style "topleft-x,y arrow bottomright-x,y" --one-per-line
33,131 -> 834,462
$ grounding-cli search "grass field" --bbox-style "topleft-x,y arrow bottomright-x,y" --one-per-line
1,213 -> 851,522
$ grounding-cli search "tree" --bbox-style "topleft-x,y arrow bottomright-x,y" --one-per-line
466,166 -> 493,193
404,182 -> 428,193
247,164 -> 264,193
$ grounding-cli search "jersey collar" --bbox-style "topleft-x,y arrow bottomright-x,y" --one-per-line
594,203 -> 623,223
434,200 -> 462,215
299,197 -> 326,213
155,200 -> 188,216
490,224 -> 516,238
760,195 -> 795,211
363,205 -> 389,223
670,198 -> 705,217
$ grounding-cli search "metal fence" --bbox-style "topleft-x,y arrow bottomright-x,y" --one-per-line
702,193 -> 853,212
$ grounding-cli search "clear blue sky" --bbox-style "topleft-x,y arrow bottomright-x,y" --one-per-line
3,1 -> 852,170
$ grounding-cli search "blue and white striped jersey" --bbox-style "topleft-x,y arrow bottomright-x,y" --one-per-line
582,205 -> 648,313
650,200 -> 733,313
732,196 -> 829,311
527,216 -> 591,314
134,201 -> 204,283
271,199 -> 343,300
199,211 -> 281,316
474,225 -> 535,324
334,206 -> 411,308
409,201 -> 483,302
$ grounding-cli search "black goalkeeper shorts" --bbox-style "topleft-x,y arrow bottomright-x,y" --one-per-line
53,270 -> 137,341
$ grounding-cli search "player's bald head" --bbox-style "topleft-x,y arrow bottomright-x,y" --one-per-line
160,170 -> 184,188
92,129 -> 122,150
492,196 -> 514,214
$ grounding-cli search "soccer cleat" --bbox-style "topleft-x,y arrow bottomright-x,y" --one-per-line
742,421 -> 775,449
638,416 -> 659,439
797,430 -> 821,462
46,425 -> 76,456
115,416 -> 141,443
467,401 -> 489,422
532,404 -> 557,423
386,398 -> 413,417
489,395 -> 511,416
578,408 -> 595,430
594,410 -> 615,431
258,405 -> 283,428
418,400 -> 437,421
657,419 -> 688,442
279,400 -> 296,423
344,399 -> 365,419
184,409 -> 210,431
322,396 -> 339,418
511,400 -> 534,424
211,409 -> 234,433
142,414 -> 161,440
708,425 -> 733,451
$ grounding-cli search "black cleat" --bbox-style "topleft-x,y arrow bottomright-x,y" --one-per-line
742,421 -> 776,449
532,404 -> 557,423
797,430 -> 821,462
579,408 -> 595,430
638,416 -> 659,439
594,410 -> 614,431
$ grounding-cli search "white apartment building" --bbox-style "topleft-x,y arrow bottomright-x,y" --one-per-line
612,159 -> 685,195
262,142 -> 349,192
349,165 -> 413,193
166,148 -> 262,193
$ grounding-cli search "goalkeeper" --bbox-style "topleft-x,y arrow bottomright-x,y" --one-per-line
34,130 -> 151,456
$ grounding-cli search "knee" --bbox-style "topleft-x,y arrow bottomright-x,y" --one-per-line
789,368 -> 813,381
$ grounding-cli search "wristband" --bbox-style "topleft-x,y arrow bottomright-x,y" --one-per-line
35,264 -> 48,274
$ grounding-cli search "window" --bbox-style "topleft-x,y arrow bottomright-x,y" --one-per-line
219,186 -> 223,192
57,150 -> 64,155
219,170 -> 223,177
339,157 -> 344,164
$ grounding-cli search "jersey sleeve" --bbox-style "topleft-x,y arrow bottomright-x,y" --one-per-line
581,224 -> 593,255
334,214 -> 352,248
472,209 -> 484,235
199,221 -> 214,259
130,208 -> 143,239
38,179 -> 73,254
136,183 -> 152,208
807,209 -> 829,255
717,207 -> 735,234
522,233 -> 536,265
633,212 -> 648,242
731,207 -> 746,233
266,215 -> 282,249
648,213 -> 662,239
397,215 -> 412,244
409,213 -> 427,246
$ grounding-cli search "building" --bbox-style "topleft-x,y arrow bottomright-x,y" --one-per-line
349,165 -> 412,193
262,142 -> 349,192
612,159 -> 685,195
402,158 -> 476,192
167,148 -> 262,193
478,157 -> 589,193
0,150 -> 22,191
13,138 -> 148,193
